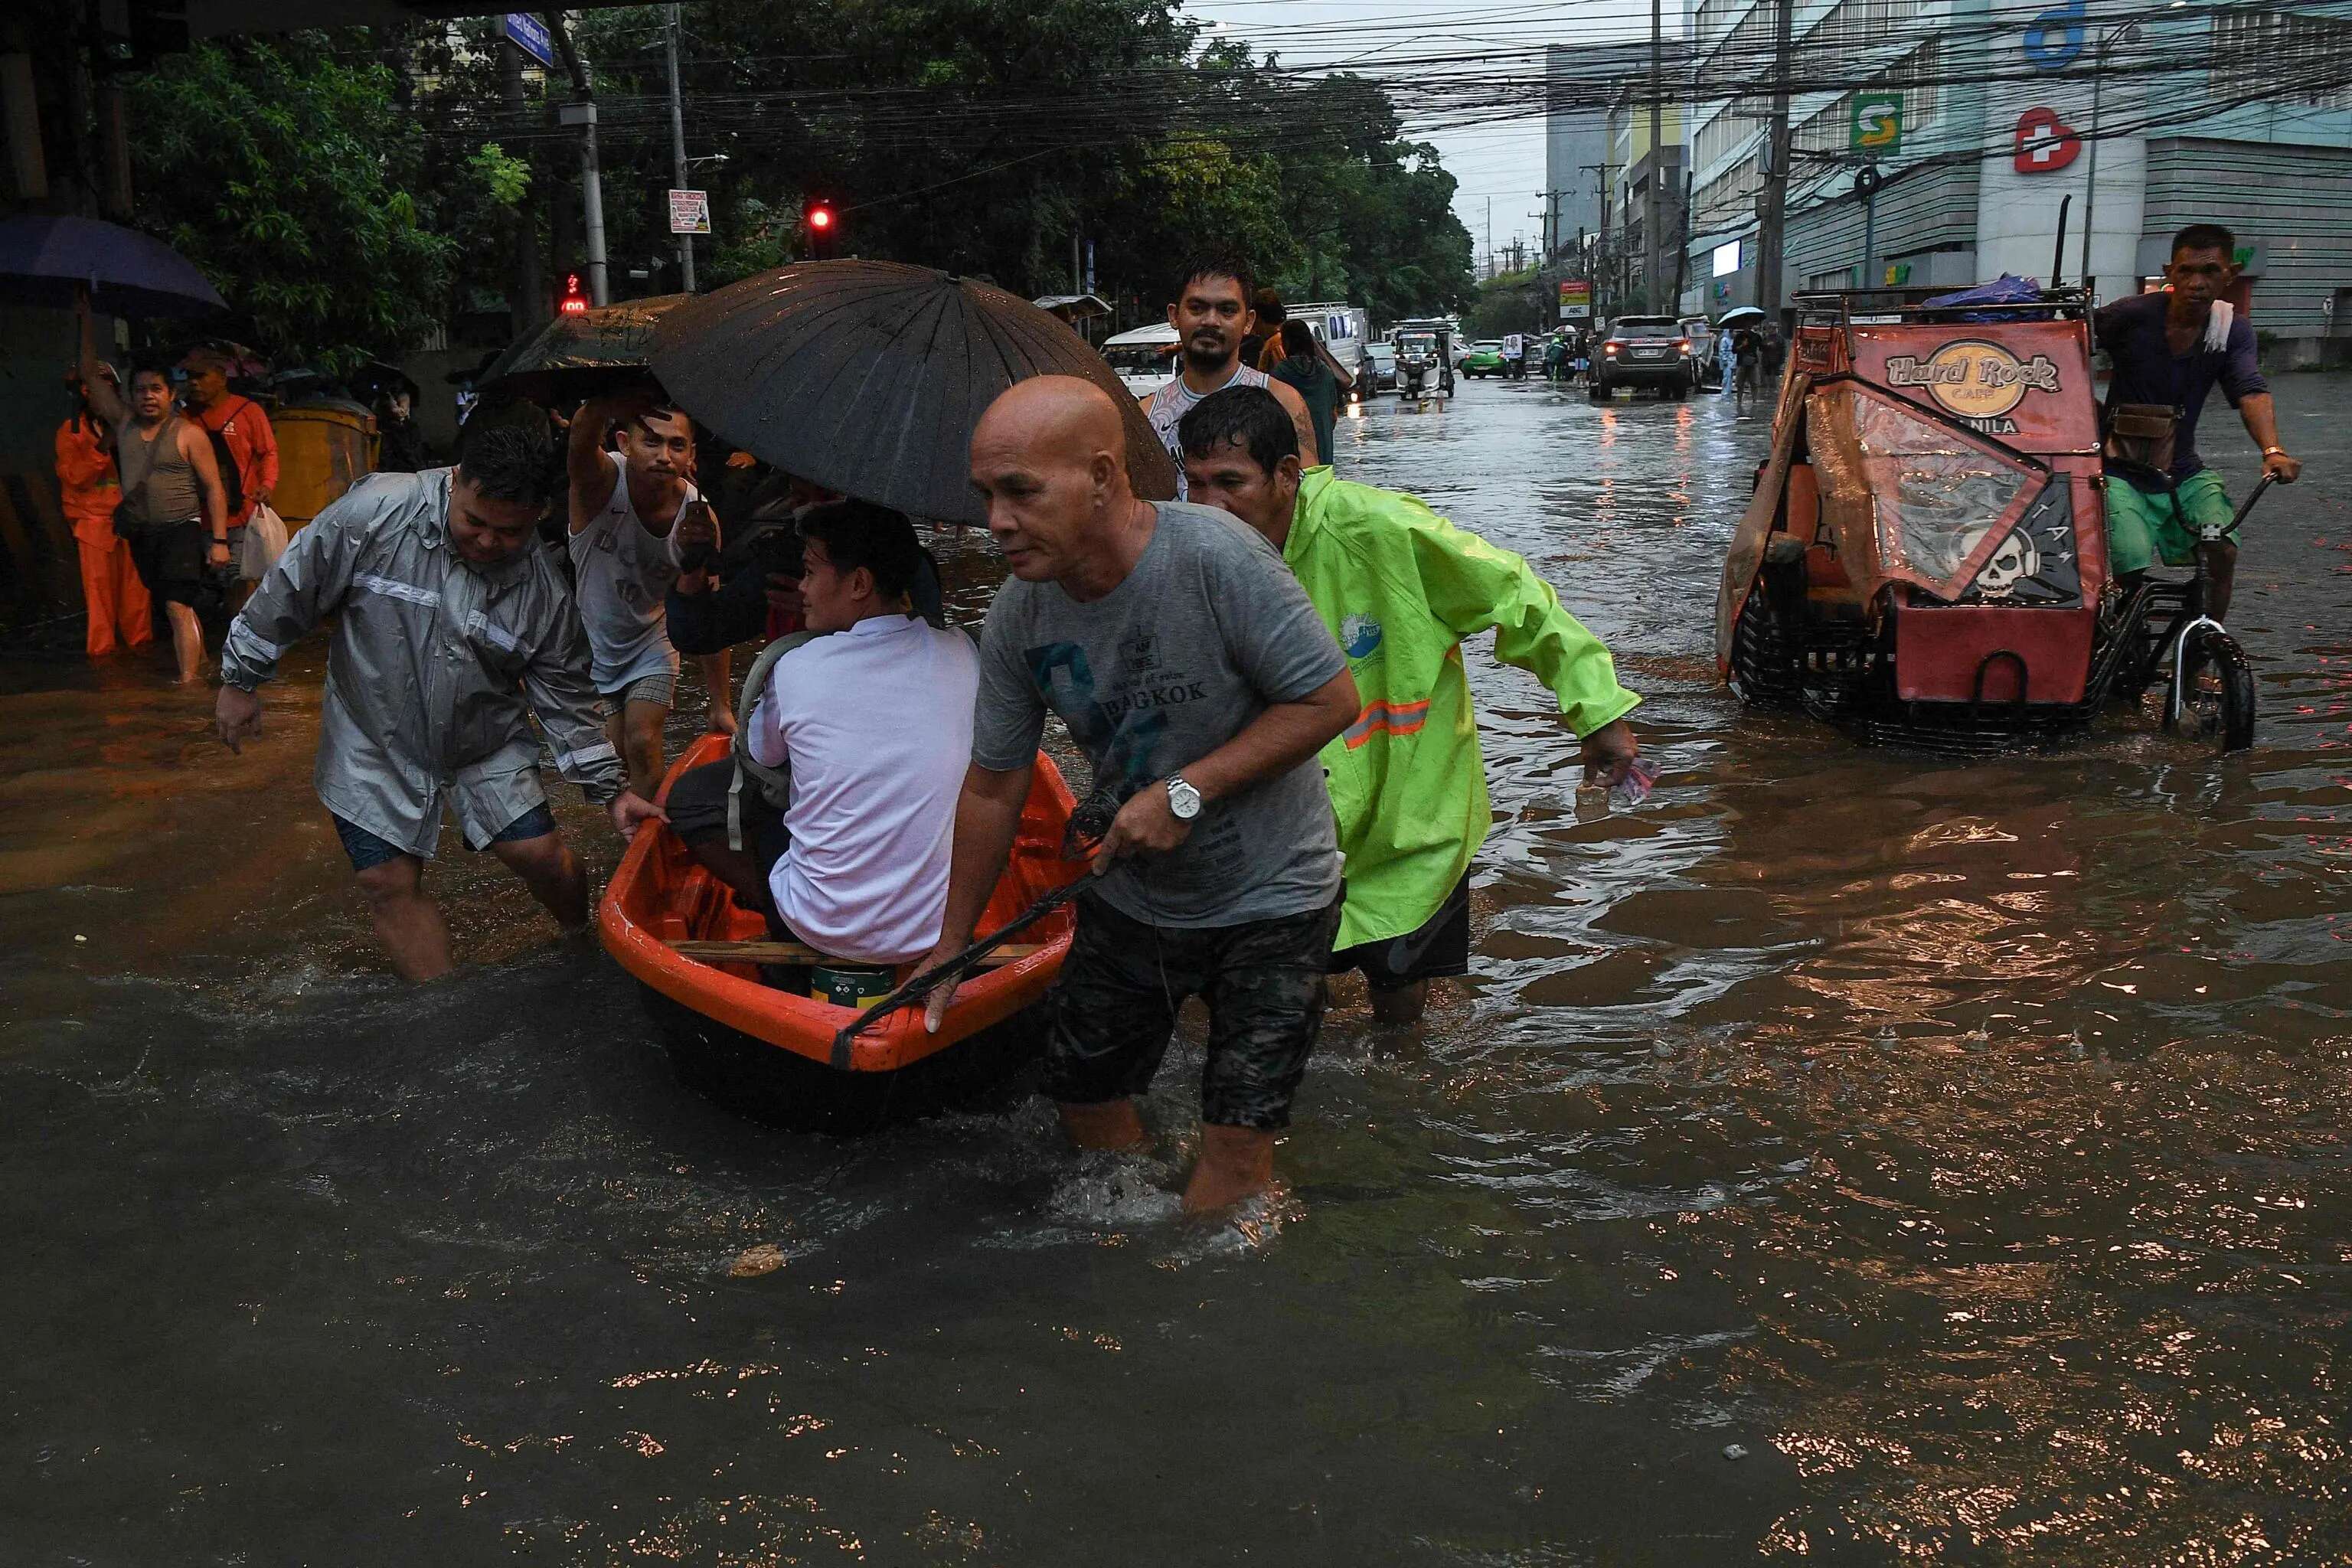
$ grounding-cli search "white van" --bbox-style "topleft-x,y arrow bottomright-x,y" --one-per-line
1101,323 -> 1180,398
1285,302 -> 1370,381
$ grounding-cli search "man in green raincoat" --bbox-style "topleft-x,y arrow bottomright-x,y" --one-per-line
1177,384 -> 1642,1026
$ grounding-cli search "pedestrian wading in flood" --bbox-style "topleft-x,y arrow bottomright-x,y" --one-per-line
1175,383 -> 1645,1029
213,423 -> 667,982
929,374 -> 1361,1214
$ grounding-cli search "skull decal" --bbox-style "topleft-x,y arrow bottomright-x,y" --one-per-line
1959,522 -> 2040,600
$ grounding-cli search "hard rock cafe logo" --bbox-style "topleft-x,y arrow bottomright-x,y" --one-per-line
1883,339 -> 2061,433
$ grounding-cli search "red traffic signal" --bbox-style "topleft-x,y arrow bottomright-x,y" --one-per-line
559,271 -> 589,315
807,204 -> 835,231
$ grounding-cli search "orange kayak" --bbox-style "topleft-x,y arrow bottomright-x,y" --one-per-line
597,733 -> 1081,1124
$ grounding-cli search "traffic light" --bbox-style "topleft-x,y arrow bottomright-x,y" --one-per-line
805,201 -> 837,258
559,272 -> 589,315
807,203 -> 835,234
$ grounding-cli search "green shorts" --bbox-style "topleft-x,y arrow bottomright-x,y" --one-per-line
2105,468 -> 2234,574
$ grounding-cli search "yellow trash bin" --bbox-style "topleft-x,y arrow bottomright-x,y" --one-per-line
272,400 -> 377,531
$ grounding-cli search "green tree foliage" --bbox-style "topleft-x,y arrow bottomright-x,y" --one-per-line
544,2 -> 1474,322
119,3 -> 1475,366
124,38 -> 469,371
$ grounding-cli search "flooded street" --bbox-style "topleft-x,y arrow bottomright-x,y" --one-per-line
6,374 -> 2351,1564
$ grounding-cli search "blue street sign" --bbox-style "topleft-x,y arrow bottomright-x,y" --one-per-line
503,13 -> 554,69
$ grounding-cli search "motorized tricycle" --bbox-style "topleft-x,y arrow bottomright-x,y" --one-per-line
1716,286 -> 2262,753
1390,322 -> 1455,401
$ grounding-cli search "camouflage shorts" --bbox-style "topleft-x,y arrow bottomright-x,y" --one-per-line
1043,891 -> 1344,1129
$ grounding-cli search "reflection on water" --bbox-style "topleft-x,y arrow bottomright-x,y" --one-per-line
3,377 -> 2349,1563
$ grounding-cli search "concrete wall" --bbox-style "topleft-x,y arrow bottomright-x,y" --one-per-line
2142,137 -> 2352,335
1785,162 -> 1982,289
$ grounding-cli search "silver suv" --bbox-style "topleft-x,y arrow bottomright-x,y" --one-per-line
1591,315 -> 1698,400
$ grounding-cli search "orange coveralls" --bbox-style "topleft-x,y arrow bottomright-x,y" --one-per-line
57,415 -> 151,658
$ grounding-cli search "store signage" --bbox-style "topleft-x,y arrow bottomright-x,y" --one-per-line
2013,107 -> 2081,173
1852,93 -> 1904,157
1558,278 -> 1592,319
2023,0 -> 2087,68
1712,240 -> 1743,278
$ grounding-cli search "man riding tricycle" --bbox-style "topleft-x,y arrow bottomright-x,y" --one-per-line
1716,224 -> 2298,753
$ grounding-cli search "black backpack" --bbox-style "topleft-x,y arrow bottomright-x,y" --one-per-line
198,400 -> 251,518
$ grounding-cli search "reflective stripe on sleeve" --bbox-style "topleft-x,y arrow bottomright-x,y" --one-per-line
1341,698 -> 1432,750
466,611 -> 524,653
222,621 -> 286,665
554,741 -> 619,771
354,573 -> 442,608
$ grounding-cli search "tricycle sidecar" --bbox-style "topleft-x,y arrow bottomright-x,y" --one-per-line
1716,287 -> 2254,753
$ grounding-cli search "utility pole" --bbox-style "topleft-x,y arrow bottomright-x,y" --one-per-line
665,5 -> 694,293
1485,196 -> 1494,279
1755,0 -> 1795,322
1672,167 -> 1694,308
1583,163 -> 1618,315
549,15 -> 609,305
499,31 -> 544,334
1646,0 -> 1664,312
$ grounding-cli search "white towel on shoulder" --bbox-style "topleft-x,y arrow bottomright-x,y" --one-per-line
2203,299 -> 2234,354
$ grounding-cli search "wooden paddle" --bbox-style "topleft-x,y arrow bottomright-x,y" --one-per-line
670,939 -> 1047,967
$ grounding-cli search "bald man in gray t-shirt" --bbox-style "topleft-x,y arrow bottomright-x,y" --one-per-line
925,375 -> 1357,1215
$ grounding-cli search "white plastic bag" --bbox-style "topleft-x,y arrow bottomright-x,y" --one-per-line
241,501 -> 289,581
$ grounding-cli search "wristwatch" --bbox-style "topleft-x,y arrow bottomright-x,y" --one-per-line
1165,774 -> 1203,821
2262,446 -> 2289,459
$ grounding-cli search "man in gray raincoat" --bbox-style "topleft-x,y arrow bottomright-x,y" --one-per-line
213,423 -> 665,981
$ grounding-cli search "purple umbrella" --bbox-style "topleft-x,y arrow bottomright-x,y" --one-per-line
0,215 -> 227,319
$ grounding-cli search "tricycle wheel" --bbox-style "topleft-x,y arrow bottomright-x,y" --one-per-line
2171,626 -> 2256,751
1728,582 -> 1805,707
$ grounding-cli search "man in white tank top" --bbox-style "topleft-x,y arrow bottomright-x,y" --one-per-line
567,394 -> 730,798
1141,255 -> 1322,499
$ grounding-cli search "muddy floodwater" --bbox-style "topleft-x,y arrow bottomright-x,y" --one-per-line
5,374 -> 2350,1566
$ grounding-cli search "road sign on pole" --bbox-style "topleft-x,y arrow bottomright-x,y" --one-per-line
667,189 -> 711,236
1852,92 -> 1904,157
502,13 -> 554,69
1558,278 -> 1592,320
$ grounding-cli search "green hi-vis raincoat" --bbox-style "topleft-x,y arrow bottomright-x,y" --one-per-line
1283,467 -> 1640,950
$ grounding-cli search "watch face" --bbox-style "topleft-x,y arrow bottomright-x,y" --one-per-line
1168,779 -> 1202,819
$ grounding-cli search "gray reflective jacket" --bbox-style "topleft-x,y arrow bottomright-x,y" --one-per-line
221,468 -> 622,857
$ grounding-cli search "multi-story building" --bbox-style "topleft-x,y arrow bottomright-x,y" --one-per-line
1606,82 -> 1690,313
1683,0 -> 2352,357
1545,45 -> 1611,261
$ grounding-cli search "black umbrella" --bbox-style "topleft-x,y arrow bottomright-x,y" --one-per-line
479,292 -> 691,403
649,261 -> 1175,524
0,215 -> 227,318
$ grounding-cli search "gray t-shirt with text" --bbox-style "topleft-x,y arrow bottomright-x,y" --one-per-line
972,501 -> 1347,928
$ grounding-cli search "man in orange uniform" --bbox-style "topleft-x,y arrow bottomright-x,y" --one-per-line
57,367 -> 152,658
182,346 -> 278,554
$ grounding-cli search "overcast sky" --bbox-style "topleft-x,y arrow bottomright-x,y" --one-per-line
1181,0 -> 1681,265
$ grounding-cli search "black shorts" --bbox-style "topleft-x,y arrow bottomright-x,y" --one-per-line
1043,891 -> 1343,1130
122,518 -> 211,607
662,759 -> 789,870
1328,873 -> 1472,991
330,802 -> 556,872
